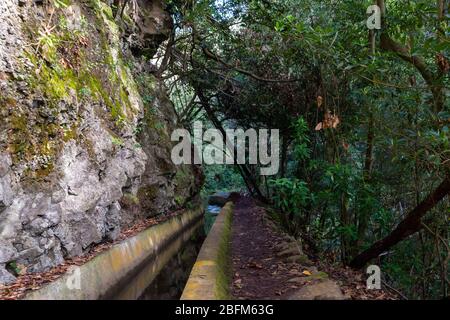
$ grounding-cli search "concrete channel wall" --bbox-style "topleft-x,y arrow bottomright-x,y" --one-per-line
24,207 -> 204,300
181,202 -> 233,300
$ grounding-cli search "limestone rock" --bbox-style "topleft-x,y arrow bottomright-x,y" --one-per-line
288,279 -> 346,300
0,153 -> 12,177
0,264 -> 16,285
277,246 -> 302,258
285,254 -> 314,266
122,0 -> 174,56
208,192 -> 231,206
0,240 -> 17,264
0,0 -> 202,275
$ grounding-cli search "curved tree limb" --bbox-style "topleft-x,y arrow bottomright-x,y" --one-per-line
201,46 -> 301,83
377,0 -> 445,112
350,176 -> 450,269
195,87 -> 268,202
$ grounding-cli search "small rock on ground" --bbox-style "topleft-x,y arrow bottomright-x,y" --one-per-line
288,279 -> 346,300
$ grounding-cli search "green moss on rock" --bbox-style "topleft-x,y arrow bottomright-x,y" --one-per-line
6,0 -> 149,183
214,203 -> 233,300
137,185 -> 160,211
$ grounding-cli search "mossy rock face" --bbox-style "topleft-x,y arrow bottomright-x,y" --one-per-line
2,0 -> 153,185
2,5 -> 94,182
174,195 -> 186,206
114,0 -> 173,57
120,192 -> 140,209
0,0 -> 203,276
137,185 -> 160,211
1,95 -> 67,190
173,166 -> 195,203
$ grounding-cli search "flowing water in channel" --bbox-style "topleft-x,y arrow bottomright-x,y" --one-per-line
138,204 -> 223,300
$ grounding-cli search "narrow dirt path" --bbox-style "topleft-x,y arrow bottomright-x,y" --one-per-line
230,196 -> 304,299
230,195 -> 398,300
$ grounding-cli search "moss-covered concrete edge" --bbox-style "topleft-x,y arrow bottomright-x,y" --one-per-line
180,202 -> 234,300
23,206 -> 204,300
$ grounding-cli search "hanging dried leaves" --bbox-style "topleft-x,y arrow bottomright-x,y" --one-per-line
315,110 -> 340,131
317,95 -> 323,108
436,53 -> 450,73
342,141 -> 350,151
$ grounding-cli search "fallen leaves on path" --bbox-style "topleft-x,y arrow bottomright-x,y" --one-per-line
231,195 -> 398,300
318,264 -> 399,300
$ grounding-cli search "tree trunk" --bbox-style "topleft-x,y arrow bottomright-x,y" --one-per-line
340,192 -> 351,264
195,87 -> 268,202
437,0 -> 445,20
350,176 -> 450,269
354,114 -> 375,253
280,136 -> 288,178
377,0 -> 445,113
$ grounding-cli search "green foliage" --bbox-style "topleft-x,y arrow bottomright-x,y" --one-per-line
201,165 -> 245,196
292,117 -> 310,161
269,178 -> 311,218
53,0 -> 71,9
111,136 -> 124,147
169,0 -> 449,299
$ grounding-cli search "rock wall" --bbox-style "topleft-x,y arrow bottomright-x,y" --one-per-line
0,0 -> 202,284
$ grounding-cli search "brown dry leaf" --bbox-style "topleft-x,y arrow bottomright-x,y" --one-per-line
17,264 -> 28,276
315,122 -> 323,131
331,115 -> 340,128
342,141 -> 350,150
318,110 -> 341,130
317,95 -> 323,108
247,261 -> 263,269
436,53 -> 450,73
234,279 -> 243,289
59,57 -> 71,69
302,270 -> 312,276
0,72 -> 10,80
79,36 -> 89,47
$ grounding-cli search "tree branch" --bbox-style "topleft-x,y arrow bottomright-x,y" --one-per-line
201,46 -> 301,83
376,0 -> 445,112
350,176 -> 450,269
